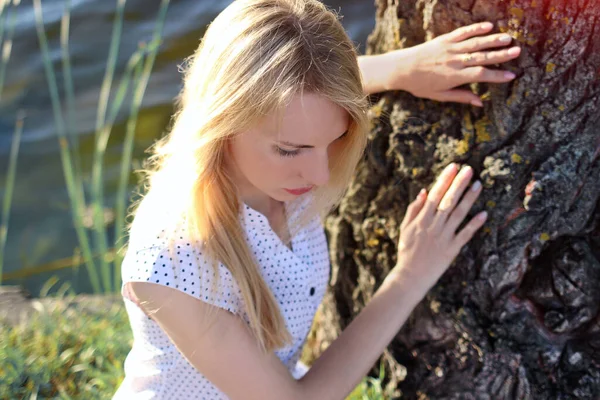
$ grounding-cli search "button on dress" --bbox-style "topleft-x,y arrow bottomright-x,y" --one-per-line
113,193 -> 330,399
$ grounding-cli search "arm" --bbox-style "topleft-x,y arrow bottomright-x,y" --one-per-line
358,51 -> 415,96
358,21 -> 521,104
299,163 -> 486,398
129,162 -> 486,400
298,269 -> 425,398
128,268 -> 425,400
127,281 -> 304,400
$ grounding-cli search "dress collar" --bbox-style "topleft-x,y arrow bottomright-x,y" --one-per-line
239,192 -> 313,254
239,192 -> 312,228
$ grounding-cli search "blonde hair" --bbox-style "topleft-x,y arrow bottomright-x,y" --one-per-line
125,0 -> 369,354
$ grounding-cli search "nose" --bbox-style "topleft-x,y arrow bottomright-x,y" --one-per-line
302,149 -> 330,187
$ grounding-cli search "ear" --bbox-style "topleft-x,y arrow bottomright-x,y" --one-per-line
224,134 -> 237,151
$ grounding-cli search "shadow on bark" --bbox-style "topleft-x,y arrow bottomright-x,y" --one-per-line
310,0 -> 600,398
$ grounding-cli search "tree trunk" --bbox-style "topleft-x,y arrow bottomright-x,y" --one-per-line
311,0 -> 600,398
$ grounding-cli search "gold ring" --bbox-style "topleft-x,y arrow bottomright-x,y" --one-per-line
462,54 -> 474,64
437,201 -> 452,213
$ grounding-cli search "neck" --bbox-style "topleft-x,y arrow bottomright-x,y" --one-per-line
243,192 -> 281,220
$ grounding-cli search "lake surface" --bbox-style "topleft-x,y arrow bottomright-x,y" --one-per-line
0,0 -> 376,295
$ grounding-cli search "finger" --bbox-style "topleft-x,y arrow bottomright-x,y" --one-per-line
451,33 -> 515,53
432,89 -> 483,107
461,66 -> 517,84
457,47 -> 522,67
445,179 -> 483,235
421,163 -> 459,223
432,165 -> 474,231
401,188 -> 427,229
446,21 -> 493,43
452,210 -> 488,251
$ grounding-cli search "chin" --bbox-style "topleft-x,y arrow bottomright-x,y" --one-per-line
274,190 -> 293,201
268,188 -> 300,202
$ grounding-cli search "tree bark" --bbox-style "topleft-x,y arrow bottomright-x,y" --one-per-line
311,0 -> 600,398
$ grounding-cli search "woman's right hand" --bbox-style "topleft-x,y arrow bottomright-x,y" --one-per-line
391,162 -> 487,292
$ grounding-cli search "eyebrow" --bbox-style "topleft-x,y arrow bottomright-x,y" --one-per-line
278,130 -> 348,149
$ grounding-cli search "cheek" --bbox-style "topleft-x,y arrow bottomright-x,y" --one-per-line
232,138 -> 295,183
262,150 -> 299,180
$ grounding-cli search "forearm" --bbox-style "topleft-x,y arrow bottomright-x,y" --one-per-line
298,269 -> 427,400
358,49 -> 415,95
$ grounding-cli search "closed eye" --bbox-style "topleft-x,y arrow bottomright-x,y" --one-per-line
275,147 -> 300,157
275,130 -> 348,158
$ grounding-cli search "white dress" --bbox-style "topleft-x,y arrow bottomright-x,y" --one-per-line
113,193 -> 330,399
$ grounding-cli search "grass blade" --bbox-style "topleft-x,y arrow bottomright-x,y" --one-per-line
0,0 -> 7,47
0,0 -> 17,101
61,0 -> 86,222
95,0 -> 126,132
32,0 -> 101,293
90,0 -> 127,292
0,111 -> 24,284
0,1 -> 18,283
113,0 -> 171,290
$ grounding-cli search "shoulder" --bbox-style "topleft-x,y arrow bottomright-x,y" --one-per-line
122,205 -> 241,316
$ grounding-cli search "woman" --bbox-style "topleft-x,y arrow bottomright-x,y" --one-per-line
114,1 -> 520,399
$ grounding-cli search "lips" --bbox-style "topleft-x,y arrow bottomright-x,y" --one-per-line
284,186 -> 314,195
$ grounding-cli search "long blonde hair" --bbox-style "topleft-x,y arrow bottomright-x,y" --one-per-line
125,0 -> 369,354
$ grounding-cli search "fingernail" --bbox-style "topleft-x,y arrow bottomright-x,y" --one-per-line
481,22 -> 493,29
478,211 -> 488,221
500,34 -> 512,43
505,71 -> 516,79
471,99 -> 483,107
471,180 -> 481,191
446,163 -> 457,172
508,47 -> 521,56
418,188 -> 426,198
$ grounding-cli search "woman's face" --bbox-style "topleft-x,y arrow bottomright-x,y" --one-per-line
226,92 -> 350,206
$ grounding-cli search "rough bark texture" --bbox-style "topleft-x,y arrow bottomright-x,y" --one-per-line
310,0 -> 600,398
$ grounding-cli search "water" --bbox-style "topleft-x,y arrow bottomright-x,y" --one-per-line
0,0 -> 376,295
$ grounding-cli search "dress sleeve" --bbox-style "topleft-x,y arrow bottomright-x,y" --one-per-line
121,224 -> 242,316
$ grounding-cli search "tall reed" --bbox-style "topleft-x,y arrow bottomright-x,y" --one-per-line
0,114 -> 23,285
114,0 -> 170,290
0,0 -> 19,285
60,0 -> 85,247
31,0 -> 171,293
90,0 -> 127,291
0,0 -> 17,96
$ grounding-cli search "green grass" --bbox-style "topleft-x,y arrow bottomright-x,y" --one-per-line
346,360 -> 393,399
0,279 -> 391,399
0,282 -> 131,399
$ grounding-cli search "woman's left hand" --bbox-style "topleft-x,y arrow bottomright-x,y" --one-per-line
383,21 -> 521,107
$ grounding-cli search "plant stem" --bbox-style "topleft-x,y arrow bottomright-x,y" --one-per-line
60,0 -> 86,225
0,112 -> 24,285
90,0 -> 128,293
33,0 -> 101,293
0,0 -> 16,101
114,0 -> 171,291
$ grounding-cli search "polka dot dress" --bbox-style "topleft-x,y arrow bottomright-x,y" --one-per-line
113,193 -> 330,400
